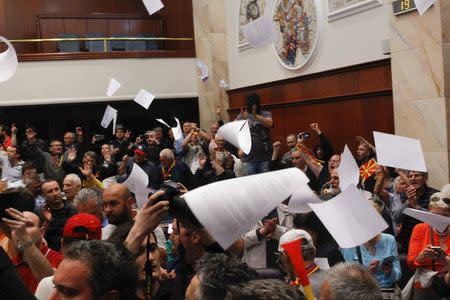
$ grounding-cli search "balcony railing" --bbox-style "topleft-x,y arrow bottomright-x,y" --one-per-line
7,36 -> 195,62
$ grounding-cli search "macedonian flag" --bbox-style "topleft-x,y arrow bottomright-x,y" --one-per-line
359,158 -> 377,182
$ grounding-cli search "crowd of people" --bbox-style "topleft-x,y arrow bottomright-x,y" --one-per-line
0,93 -> 449,300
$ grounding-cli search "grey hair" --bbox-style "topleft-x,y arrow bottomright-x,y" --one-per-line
65,173 -> 81,187
74,188 -> 102,207
392,176 -> 401,191
160,148 -> 175,160
64,240 -> 137,300
65,132 -> 76,140
153,127 -> 163,133
226,279 -> 305,300
324,262 -> 382,300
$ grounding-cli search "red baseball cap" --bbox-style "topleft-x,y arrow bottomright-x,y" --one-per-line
63,213 -> 102,240
134,144 -> 147,156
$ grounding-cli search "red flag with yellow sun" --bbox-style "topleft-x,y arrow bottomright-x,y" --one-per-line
359,158 -> 377,182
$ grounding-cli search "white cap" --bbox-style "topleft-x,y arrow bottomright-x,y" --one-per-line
278,229 -> 314,252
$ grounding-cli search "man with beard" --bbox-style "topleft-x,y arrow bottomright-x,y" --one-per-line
101,183 -> 134,240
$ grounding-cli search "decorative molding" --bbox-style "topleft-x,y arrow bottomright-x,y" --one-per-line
328,0 -> 382,22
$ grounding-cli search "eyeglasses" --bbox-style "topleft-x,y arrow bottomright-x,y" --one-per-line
430,196 -> 450,205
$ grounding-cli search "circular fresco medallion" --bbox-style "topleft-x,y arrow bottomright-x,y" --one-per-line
272,0 -> 320,70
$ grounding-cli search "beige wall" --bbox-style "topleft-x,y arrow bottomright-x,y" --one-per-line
225,1 -> 390,89
0,58 -> 198,106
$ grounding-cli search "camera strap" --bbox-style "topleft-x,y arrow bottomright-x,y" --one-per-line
429,225 -> 436,271
144,233 -> 153,300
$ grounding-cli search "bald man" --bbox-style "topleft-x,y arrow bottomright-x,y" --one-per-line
101,183 -> 134,240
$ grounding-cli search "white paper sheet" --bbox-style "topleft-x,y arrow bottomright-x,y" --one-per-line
289,185 -> 322,213
134,89 -> 155,110
172,117 -> 183,141
0,36 -> 18,83
123,163 -> 149,208
373,131 -> 427,172
415,0 -> 437,15
100,105 -> 118,134
184,168 -> 309,249
404,208 -> 450,233
106,78 -> 121,98
314,257 -> 330,270
216,120 -> 252,154
338,145 -> 360,192
309,184 -> 388,248
219,79 -> 229,89
242,14 -> 278,48
167,223 -> 173,234
156,119 -> 170,128
196,60 -> 209,82
142,0 -> 164,15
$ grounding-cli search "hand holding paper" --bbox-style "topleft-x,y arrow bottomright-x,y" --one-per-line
123,163 -> 150,208
309,184 -> 388,248
338,145 -> 360,192
373,131 -> 427,172
183,168 -> 309,249
217,120 -> 252,155
172,117 -> 183,141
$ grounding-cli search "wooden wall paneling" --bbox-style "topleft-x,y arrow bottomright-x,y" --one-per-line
0,0 -> 195,57
86,19 -> 109,35
226,60 -> 394,156
39,19 -> 64,52
108,19 -> 131,35
64,19 -> 87,34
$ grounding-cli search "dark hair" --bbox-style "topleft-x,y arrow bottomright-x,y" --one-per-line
64,240 -> 138,300
21,162 -> 36,175
195,253 -> 258,300
8,145 -> 22,158
0,124 -> 10,136
0,188 -> 35,220
294,212 -> 336,246
226,279 -> 305,300
246,93 -> 261,113
107,221 -> 134,244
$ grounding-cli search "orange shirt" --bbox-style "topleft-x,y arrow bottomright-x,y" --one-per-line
0,232 -> 17,259
407,223 -> 450,272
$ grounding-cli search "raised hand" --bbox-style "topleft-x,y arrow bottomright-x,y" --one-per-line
67,148 -> 77,162
310,123 -> 321,135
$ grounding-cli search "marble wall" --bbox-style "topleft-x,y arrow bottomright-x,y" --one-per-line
389,0 -> 450,188
192,0 -> 230,130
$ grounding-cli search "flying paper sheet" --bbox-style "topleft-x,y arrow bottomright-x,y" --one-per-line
156,119 -> 170,128
142,0 -> 164,15
184,168 -> 309,249
196,60 -> 209,82
404,208 -> 450,233
167,224 -> 173,234
123,163 -> 149,208
106,78 -> 121,98
415,0 -> 437,15
100,105 -> 118,134
134,89 -> 155,110
219,79 -> 229,89
0,36 -> 18,83
289,185 -> 323,213
309,184 -> 388,248
373,131 -> 427,172
242,14 -> 278,48
217,120 -> 252,154
172,117 -> 183,141
338,145 -> 360,192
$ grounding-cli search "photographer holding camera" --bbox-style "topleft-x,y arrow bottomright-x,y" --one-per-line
235,93 -> 273,176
